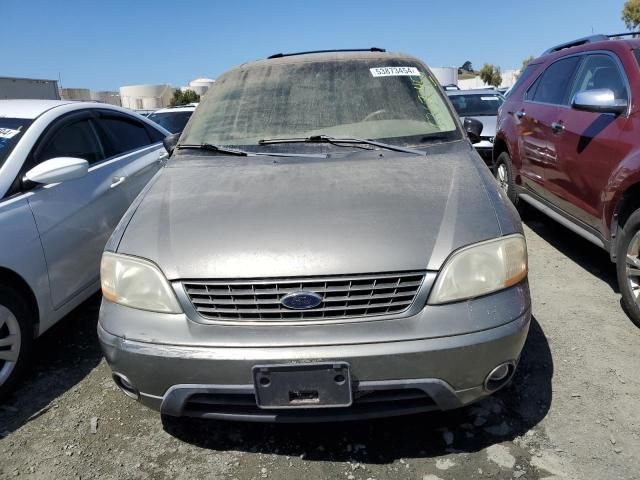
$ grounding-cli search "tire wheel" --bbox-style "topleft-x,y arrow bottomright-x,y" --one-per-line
0,285 -> 34,400
494,152 -> 518,204
617,210 -> 640,328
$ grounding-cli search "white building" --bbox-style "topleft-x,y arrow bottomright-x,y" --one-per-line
59,88 -> 92,101
119,84 -> 174,110
431,67 -> 458,86
457,69 -> 520,90
91,90 -> 121,106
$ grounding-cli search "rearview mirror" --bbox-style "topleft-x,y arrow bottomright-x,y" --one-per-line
24,157 -> 88,185
463,117 -> 483,144
163,133 -> 180,155
571,89 -> 628,115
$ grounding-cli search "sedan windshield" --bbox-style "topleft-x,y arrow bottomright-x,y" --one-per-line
0,118 -> 32,169
147,111 -> 193,134
448,94 -> 504,117
181,57 -> 460,149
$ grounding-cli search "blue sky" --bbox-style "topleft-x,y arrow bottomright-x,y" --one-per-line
1,0 -> 629,91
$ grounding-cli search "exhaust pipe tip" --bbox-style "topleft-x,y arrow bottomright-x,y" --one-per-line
112,373 -> 139,399
484,361 -> 516,393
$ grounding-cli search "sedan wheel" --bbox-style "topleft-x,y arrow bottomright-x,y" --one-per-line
0,304 -> 21,387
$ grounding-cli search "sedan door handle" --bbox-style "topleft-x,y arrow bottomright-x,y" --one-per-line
110,176 -> 126,189
515,110 -> 526,119
551,121 -> 565,133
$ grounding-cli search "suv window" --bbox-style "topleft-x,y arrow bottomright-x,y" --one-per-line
529,56 -> 581,105
37,119 -> 104,164
509,63 -> 539,97
570,54 -> 628,102
98,116 -> 152,157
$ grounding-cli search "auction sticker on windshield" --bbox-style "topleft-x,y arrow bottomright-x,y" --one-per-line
0,127 -> 20,139
370,67 -> 421,77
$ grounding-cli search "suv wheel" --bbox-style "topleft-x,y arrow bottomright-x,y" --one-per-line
494,152 -> 517,204
616,208 -> 640,328
0,285 -> 34,399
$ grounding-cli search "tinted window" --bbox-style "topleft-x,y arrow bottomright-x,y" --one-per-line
38,119 -> 104,164
99,116 -> 151,156
510,64 -> 540,97
570,54 -> 628,102
530,56 -> 581,105
147,124 -> 166,143
148,111 -> 193,134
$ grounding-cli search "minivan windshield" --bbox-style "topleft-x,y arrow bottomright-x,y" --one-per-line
448,93 -> 504,117
0,118 -> 32,169
181,57 -> 460,149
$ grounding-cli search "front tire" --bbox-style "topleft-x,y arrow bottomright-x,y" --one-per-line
616,209 -> 640,329
494,152 -> 517,204
0,285 -> 34,399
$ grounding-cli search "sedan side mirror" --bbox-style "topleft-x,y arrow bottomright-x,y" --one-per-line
463,117 -> 483,144
571,89 -> 628,115
163,133 -> 180,155
24,157 -> 88,185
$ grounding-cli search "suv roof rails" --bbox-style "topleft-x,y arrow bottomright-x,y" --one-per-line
267,48 -> 386,59
542,32 -> 640,55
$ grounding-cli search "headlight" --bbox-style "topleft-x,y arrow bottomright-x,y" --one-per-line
428,234 -> 527,305
100,252 -> 182,313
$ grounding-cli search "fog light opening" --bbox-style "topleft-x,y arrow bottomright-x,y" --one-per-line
484,362 -> 516,393
113,373 -> 139,399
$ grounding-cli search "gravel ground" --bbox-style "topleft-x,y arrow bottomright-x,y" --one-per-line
1,214 -> 640,480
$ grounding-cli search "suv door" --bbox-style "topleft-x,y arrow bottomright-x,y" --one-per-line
24,112 -> 131,308
518,56 -> 582,198
549,53 -> 629,230
93,112 -> 166,203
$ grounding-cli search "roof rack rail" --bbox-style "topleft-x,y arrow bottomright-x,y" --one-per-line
267,48 -> 386,59
608,32 -> 640,39
542,35 -> 609,55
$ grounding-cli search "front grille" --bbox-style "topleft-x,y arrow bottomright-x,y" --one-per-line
182,271 -> 425,321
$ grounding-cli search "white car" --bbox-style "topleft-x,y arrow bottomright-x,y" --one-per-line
0,100 -> 169,397
146,104 -> 197,134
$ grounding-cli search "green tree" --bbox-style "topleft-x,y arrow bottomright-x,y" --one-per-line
169,89 -> 200,107
479,64 -> 502,87
459,60 -> 474,73
622,0 -> 640,30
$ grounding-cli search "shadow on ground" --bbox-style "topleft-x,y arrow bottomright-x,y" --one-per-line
0,293 -> 103,435
163,317 -> 552,464
523,211 -> 618,292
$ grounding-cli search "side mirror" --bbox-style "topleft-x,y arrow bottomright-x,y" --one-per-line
163,133 -> 180,155
571,89 -> 628,115
24,157 -> 88,185
463,117 -> 483,144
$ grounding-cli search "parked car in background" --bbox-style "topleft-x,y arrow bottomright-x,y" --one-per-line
447,89 -> 505,167
99,49 -> 530,422
0,100 -> 169,397
147,104 -> 197,134
494,33 -> 640,328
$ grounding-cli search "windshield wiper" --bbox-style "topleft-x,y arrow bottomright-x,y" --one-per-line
258,135 -> 425,155
176,143 -> 249,156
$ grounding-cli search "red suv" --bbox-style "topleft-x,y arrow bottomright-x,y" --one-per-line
495,33 -> 640,327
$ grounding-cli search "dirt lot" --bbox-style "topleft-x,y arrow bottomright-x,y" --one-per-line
1,214 -> 639,480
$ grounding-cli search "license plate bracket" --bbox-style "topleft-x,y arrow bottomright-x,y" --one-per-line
253,362 -> 352,409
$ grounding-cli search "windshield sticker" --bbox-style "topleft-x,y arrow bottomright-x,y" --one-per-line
0,127 -> 21,139
370,67 -> 421,77
480,97 -> 500,101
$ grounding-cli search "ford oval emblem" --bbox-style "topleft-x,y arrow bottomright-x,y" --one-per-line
280,291 -> 323,310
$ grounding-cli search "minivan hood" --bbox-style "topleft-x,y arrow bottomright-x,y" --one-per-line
461,115 -> 497,138
116,143 -> 504,280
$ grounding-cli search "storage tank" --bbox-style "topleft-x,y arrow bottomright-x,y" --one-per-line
59,88 -> 92,101
119,84 -> 173,110
182,78 -> 215,96
430,67 -> 458,87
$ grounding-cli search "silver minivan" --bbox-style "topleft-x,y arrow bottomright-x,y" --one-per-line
99,50 -> 531,422
0,100 -> 169,397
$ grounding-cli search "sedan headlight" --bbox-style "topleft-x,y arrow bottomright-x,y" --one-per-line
100,252 -> 182,313
428,234 -> 527,305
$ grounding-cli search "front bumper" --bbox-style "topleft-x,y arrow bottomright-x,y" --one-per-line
98,289 -> 531,422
